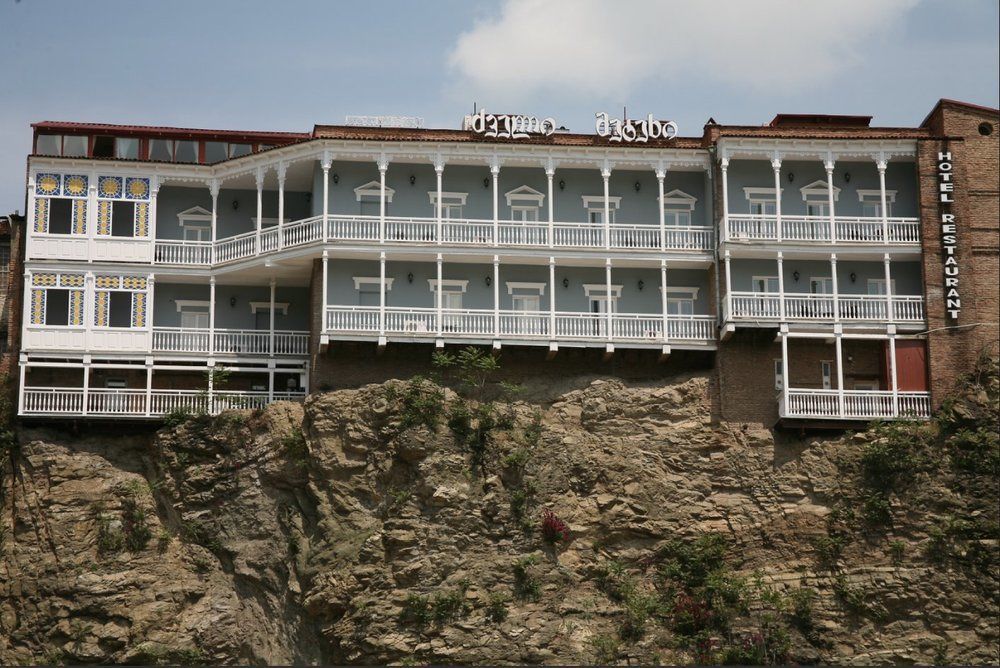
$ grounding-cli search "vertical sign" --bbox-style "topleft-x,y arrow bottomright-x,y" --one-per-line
937,150 -> 960,321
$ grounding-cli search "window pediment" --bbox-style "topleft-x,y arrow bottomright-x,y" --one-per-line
177,206 -> 212,227
799,179 -> 841,201
354,180 -> 395,202
660,189 -> 697,210
504,185 -> 544,206
581,195 -> 622,209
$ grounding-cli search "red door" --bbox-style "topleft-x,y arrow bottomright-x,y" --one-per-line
884,340 -> 928,391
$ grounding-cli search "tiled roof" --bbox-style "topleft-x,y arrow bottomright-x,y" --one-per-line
32,121 -> 309,142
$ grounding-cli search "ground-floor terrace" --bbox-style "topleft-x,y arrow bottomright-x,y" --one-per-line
18,357 -> 308,418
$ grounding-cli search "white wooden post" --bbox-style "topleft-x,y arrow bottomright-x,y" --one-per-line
545,160 -> 555,247
145,360 -> 153,417
208,276 -> 216,355
780,331 -> 790,416
548,257 -> 556,340
605,258 -> 613,342
877,155 -> 889,242
660,260 -> 669,344
149,177 -> 160,251
656,167 -> 666,251
771,154 -> 782,242
493,255 -> 500,341
883,253 -> 894,322
378,154 -> 389,244
269,278 -> 276,357
84,272 -> 94,352
322,153 -> 331,242
889,333 -> 899,417
17,359 -> 26,416
825,157 -> 836,242
268,365 -> 275,403
210,179 -> 219,264
277,162 -> 287,249
777,251 -> 786,321
207,360 -> 214,415
491,158 -> 500,246
720,157 -> 730,241
831,254 -> 840,323
82,360 -> 90,416
723,250 -> 732,322
834,331 -> 845,417
602,163 -> 612,250
321,251 -> 329,335
146,274 -> 155,352
379,252 -> 386,340
435,157 -> 444,243
255,168 -> 264,255
436,253 -> 443,338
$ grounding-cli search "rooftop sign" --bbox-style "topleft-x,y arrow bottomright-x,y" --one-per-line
345,115 -> 424,129
595,112 -> 678,143
463,110 -> 557,138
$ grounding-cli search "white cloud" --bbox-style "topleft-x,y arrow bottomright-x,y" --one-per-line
448,0 -> 920,103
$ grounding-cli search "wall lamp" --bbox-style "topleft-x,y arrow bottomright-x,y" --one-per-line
558,179 -> 566,191
409,174 -> 416,186
232,199 -> 239,211
485,275 -> 492,287
634,181 -> 641,192
792,270 -> 800,282
787,172 -> 795,182
407,272 -> 414,284
637,279 -> 645,291
849,272 -> 857,283
229,297 -> 237,307
844,172 -> 851,183
483,177 -> 490,188
562,277 -> 569,288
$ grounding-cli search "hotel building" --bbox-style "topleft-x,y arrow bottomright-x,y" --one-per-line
13,99 -> 999,425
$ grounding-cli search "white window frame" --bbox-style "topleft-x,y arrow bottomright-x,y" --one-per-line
428,191 -> 468,221
581,195 -> 622,225
249,301 -> 289,315
857,190 -> 896,217
177,206 -> 212,240
507,282 -> 545,313
505,185 -> 544,223
774,359 -> 784,391
866,278 -> 896,295
660,286 -> 699,316
744,187 -> 781,216
752,276 -> 780,294
427,279 -> 469,294
354,180 -> 396,203
176,299 -> 210,330
352,276 -> 395,291
810,277 -> 833,294
660,190 -> 697,227
821,361 -> 833,390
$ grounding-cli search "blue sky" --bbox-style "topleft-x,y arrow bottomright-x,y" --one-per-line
0,0 -> 997,213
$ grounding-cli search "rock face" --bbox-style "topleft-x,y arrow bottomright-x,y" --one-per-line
1,369 -> 997,665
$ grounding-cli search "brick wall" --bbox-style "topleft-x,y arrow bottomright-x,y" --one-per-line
0,214 -> 24,380
918,104 -> 1000,403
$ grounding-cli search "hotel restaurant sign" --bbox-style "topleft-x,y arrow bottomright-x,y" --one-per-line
937,151 -> 961,321
464,110 -> 678,142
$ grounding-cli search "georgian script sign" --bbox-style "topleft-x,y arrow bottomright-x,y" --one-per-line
464,110 -> 557,138
595,112 -> 678,142
937,151 -> 961,321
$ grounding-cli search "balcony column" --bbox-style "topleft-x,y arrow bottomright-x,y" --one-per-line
492,255 -> 500,346
434,157 -> 445,243
321,153 -> 331,243
888,333 -> 899,417
876,155 -> 889,242
378,154 -> 389,244
490,157 -> 500,246
379,252 -> 387,343
82,359 -> 90,417
723,250 -> 732,322
86,181 -> 97,258
208,276 -> 216,356
834,330 -> 845,418
776,251 -> 786,321
601,163 -> 612,250
269,278 -> 276,357
268,365 -> 275,404
277,161 -> 287,249
321,251 -> 329,340
656,167 -> 667,251
660,260 -> 669,345
780,329 -> 789,417
436,253 -> 443,339
720,156 -> 730,242
210,179 -> 219,264
771,154 -> 783,242
255,168 -> 264,256
207,360 -> 215,415
883,253 -> 894,322
145,359 -> 153,417
831,254 -> 840,323
17,358 -> 26,416
605,258 -> 613,346
19,270 -> 30,364
149,177 -> 160,247
545,160 -> 555,248
825,157 -> 836,242
146,274 -> 155,350
548,257 -> 556,341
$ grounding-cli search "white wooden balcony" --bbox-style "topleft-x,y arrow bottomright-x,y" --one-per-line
324,305 -> 716,346
780,388 -> 931,420
151,327 -> 310,355
725,214 -> 920,245
150,215 -> 714,267
726,292 -> 925,324
20,386 -> 305,418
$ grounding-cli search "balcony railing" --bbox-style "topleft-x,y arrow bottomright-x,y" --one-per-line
780,388 -> 931,420
727,292 -> 924,323
725,214 -> 920,245
152,327 -> 310,355
21,386 -> 306,418
144,215 -> 713,267
324,305 -> 716,344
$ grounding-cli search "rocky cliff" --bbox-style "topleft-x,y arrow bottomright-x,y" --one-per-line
1,358 -> 997,665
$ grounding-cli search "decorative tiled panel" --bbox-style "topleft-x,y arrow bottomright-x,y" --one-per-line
63,174 -> 89,197
121,276 -> 147,290
133,202 -> 149,237
59,274 -> 85,288
96,201 -> 112,235
32,273 -> 58,287
94,291 -> 109,327
98,176 -> 123,199
35,173 -> 60,196
125,177 -> 150,200
69,290 -> 85,326
131,292 -> 147,327
33,198 -> 48,233
94,275 -> 120,289
30,289 -> 46,325
72,199 -> 88,235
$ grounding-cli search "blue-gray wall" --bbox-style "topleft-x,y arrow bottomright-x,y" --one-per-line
156,186 -> 311,240
153,283 -> 310,330
728,259 -> 923,295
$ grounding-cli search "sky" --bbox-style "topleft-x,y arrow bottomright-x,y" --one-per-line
0,0 -> 997,213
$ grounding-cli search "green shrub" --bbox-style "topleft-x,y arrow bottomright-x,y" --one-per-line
281,428 -> 309,465
888,539 -> 906,564
402,594 -> 431,625
394,376 -> 445,432
812,534 -> 846,569
655,534 -> 728,590
588,634 -> 620,665
94,503 -> 124,555
861,493 -> 893,527
485,590 -> 509,623
785,588 -> 816,635
512,556 -> 541,601
833,575 -> 887,622
162,408 -> 193,428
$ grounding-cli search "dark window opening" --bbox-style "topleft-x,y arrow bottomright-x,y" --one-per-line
111,201 -> 135,237
109,291 -> 132,328
92,135 -> 115,158
979,122 -> 994,136
149,139 -> 173,161
48,198 -> 72,235
175,141 -> 198,163
46,289 -> 69,326
229,143 -> 251,158
204,141 -> 227,163
36,134 -> 61,155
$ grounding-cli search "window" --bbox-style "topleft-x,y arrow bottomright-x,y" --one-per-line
184,226 -> 209,242
116,138 -> 139,160
664,208 -> 691,227
48,199 -> 73,235
867,279 -> 896,295
45,289 -> 70,326
505,186 -> 544,223
858,190 -> 896,218
175,141 -> 198,163
752,276 -> 779,293
810,277 -> 833,294
512,295 -> 540,312
204,141 -> 228,163
774,359 -> 784,390
821,361 -> 833,390
799,180 -> 840,217
805,202 -> 829,217
744,187 -> 780,216
111,201 -> 135,237
108,292 -> 132,328
149,139 -> 174,162
666,298 -> 694,315
62,136 -> 88,157
511,205 -> 539,222
854,381 -> 878,391
92,136 -> 115,158
228,143 -> 251,158
36,134 -> 61,155
661,190 -> 697,226
429,192 -> 468,220
582,195 -> 621,225
583,284 -> 622,314
0,243 -> 9,288
177,206 -> 212,241
180,309 -> 209,329
353,277 -> 393,307
105,378 -> 127,389
354,181 -> 395,216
